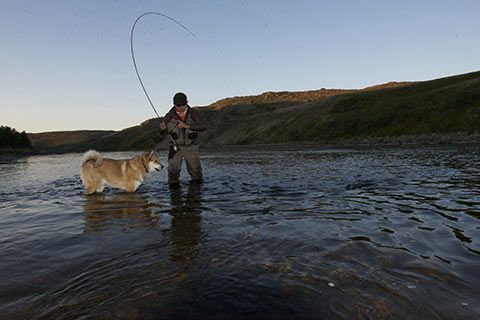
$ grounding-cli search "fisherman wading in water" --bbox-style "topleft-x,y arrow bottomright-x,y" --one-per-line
159,92 -> 206,184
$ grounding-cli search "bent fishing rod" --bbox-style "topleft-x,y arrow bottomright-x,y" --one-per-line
130,12 -> 196,149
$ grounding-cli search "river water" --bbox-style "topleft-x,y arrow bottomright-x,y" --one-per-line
0,146 -> 479,319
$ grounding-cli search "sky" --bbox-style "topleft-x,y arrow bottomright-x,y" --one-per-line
1,0 -> 479,133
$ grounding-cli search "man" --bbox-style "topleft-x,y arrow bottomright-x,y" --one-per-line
159,92 -> 206,184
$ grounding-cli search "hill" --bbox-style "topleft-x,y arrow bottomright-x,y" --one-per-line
220,71 -> 480,145
28,71 -> 480,152
208,89 -> 355,110
28,130 -> 116,153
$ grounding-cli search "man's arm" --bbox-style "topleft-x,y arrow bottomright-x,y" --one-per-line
159,109 -> 174,131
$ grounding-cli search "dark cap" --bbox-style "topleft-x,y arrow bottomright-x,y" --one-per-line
173,92 -> 188,106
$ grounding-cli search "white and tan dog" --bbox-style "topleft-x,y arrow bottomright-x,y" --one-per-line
81,150 -> 163,194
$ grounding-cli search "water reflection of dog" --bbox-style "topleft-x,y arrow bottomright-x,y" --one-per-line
83,192 -> 157,233
166,182 -> 203,264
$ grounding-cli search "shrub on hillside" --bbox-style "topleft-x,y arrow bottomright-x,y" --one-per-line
0,126 -> 32,148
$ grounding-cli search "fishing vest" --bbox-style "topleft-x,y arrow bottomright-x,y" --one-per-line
167,111 -> 198,146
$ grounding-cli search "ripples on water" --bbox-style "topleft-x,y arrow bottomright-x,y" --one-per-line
0,147 -> 479,319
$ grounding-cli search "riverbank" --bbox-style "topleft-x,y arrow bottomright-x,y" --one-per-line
3,132 -> 479,157
329,132 -> 480,148
205,132 -> 480,152
0,148 -> 37,160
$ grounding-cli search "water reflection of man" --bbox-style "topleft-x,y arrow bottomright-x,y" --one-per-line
83,193 -> 157,233
166,182 -> 203,265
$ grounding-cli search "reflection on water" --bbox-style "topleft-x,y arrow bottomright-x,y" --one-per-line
83,193 -> 158,233
0,147 -> 479,319
166,182 -> 203,266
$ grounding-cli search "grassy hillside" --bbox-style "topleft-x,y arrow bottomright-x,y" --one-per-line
28,122 -> 163,153
28,130 -> 116,153
208,89 -> 355,110
311,71 -> 480,140
28,70 -> 480,152
201,71 -> 480,145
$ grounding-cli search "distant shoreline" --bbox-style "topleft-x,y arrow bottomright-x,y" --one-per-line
327,132 -> 480,148
0,147 -> 35,155
0,149 -> 36,162
4,132 -> 476,157
206,132 -> 480,149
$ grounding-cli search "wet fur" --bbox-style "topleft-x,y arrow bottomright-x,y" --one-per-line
80,150 -> 163,195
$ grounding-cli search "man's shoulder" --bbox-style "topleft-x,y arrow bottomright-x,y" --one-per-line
165,107 -> 176,117
188,106 -> 204,115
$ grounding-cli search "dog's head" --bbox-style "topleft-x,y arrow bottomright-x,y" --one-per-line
144,150 -> 164,172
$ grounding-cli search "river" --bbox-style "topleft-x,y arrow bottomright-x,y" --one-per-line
0,146 -> 479,319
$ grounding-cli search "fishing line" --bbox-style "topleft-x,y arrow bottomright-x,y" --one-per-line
130,11 -> 196,118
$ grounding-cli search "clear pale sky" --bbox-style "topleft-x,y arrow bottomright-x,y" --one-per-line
1,0 -> 479,133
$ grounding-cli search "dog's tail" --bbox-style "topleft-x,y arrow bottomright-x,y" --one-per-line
82,150 -> 103,167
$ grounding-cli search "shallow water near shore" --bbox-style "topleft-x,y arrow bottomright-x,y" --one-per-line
1,146 -> 479,319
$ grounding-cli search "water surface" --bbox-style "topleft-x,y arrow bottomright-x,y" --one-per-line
1,146 -> 479,319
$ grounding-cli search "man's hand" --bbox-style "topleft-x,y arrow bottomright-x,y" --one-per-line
159,122 -> 167,131
177,121 -> 189,129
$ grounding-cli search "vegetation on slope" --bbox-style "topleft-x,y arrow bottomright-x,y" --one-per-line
28,130 -> 115,152
0,126 -> 32,152
200,71 -> 480,145
27,70 -> 480,152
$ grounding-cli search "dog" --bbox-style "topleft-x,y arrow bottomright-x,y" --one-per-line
80,150 -> 163,194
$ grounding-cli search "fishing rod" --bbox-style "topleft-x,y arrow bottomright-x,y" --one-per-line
130,12 -> 196,149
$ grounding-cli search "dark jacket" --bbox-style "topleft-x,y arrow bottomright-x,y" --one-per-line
162,106 -> 206,146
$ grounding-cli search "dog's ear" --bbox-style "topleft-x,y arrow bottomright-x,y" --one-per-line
148,150 -> 154,158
